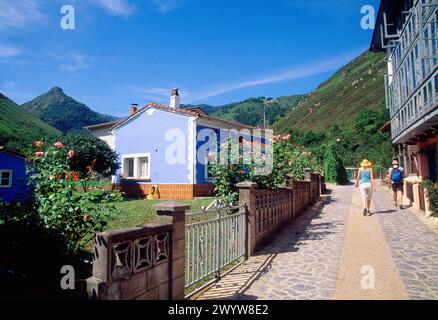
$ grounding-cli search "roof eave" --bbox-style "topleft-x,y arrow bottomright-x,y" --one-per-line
109,103 -> 200,132
0,146 -> 27,159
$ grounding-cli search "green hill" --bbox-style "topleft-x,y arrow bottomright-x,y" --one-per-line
0,93 -> 61,150
274,51 -> 387,133
184,95 -> 304,127
21,87 -> 117,133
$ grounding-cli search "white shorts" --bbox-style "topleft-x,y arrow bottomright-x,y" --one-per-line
360,183 -> 373,200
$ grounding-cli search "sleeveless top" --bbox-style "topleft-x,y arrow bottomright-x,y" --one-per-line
360,169 -> 372,184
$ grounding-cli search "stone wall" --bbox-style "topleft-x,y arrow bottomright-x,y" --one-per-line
253,188 -> 293,249
290,180 -> 311,216
237,169 -> 324,256
87,170 -> 325,299
86,202 -> 188,300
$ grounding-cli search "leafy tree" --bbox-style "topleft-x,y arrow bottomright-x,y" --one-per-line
324,142 -> 348,184
62,134 -> 119,192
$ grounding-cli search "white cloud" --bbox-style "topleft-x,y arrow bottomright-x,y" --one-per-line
52,53 -> 92,72
150,0 -> 185,13
126,49 -> 366,105
0,44 -> 21,58
0,0 -> 44,30
187,48 -> 366,103
1,80 -> 16,89
94,0 -> 135,17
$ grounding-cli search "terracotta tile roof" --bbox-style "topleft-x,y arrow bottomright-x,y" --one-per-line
108,102 -> 255,131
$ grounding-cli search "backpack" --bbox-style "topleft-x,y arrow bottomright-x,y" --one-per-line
391,168 -> 403,182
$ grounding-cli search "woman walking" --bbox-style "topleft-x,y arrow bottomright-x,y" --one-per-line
355,159 -> 376,216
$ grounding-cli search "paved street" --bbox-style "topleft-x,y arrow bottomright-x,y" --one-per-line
196,184 -> 438,300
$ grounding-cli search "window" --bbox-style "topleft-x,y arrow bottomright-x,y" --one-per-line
138,157 -> 149,179
423,86 -> 428,104
435,73 -> 438,99
0,170 -> 12,188
122,154 -> 151,179
123,158 -> 134,178
428,80 -> 433,103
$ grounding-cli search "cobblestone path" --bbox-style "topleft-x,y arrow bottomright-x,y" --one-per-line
196,185 -> 438,300
373,190 -> 438,299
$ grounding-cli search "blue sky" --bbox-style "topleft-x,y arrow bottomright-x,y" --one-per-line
0,0 -> 379,117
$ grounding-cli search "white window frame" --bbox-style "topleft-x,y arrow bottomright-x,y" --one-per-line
123,157 -> 135,178
138,156 -> 150,179
121,153 -> 151,180
0,169 -> 13,188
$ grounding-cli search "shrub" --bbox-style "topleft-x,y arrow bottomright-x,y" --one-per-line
62,134 -> 119,192
209,135 -> 321,204
27,140 -> 122,254
422,180 -> 438,217
324,142 -> 348,185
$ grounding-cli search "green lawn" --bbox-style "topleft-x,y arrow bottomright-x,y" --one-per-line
106,197 -> 215,231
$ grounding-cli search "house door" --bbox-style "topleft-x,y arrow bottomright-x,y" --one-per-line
426,143 -> 438,182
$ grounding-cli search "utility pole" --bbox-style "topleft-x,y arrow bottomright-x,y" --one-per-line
263,98 -> 276,129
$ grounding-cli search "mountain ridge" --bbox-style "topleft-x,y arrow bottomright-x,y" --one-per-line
0,93 -> 61,150
21,87 -> 117,133
274,51 -> 387,133
182,94 -> 305,127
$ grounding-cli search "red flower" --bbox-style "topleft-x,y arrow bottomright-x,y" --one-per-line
35,151 -> 44,158
240,169 -> 245,174
54,141 -> 64,148
34,140 -> 43,147
67,149 -> 75,159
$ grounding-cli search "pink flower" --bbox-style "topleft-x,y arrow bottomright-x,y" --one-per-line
240,170 -> 245,174
67,149 -> 75,159
34,140 -> 43,147
54,141 -> 64,148
35,151 -> 44,158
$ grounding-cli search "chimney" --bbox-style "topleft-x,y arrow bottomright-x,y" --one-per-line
130,103 -> 138,115
169,88 -> 180,108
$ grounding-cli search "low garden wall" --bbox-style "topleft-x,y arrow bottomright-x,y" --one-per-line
254,188 -> 293,249
87,170 -> 325,299
237,170 -> 324,255
86,202 -> 187,300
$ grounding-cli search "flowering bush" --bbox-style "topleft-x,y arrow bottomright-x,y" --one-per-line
27,140 -> 122,254
209,135 -> 321,204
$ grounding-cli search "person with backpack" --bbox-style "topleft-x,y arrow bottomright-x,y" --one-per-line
355,159 -> 376,216
388,159 -> 406,208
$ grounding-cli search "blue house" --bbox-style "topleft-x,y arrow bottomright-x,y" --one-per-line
86,88 -> 267,199
0,147 -> 30,203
